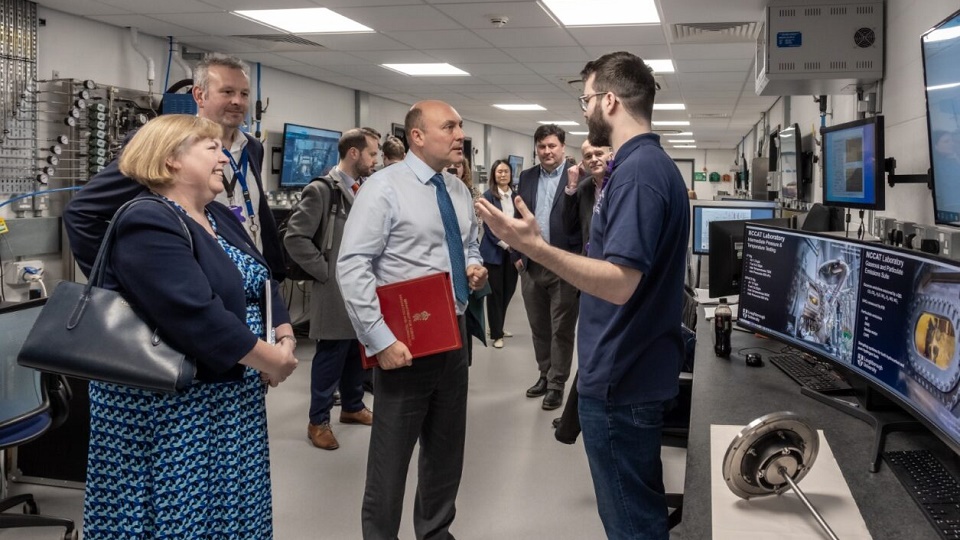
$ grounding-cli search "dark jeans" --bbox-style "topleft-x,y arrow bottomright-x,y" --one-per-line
485,261 -> 518,340
521,261 -> 579,390
579,396 -> 670,540
309,338 -> 365,425
361,318 -> 469,540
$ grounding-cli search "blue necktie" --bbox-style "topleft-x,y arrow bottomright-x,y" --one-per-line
429,174 -> 469,305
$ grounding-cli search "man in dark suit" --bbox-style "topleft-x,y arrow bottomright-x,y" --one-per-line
284,128 -> 379,451
64,53 -> 284,280
514,124 -> 581,410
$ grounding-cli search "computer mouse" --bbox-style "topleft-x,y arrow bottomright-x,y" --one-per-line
745,353 -> 764,367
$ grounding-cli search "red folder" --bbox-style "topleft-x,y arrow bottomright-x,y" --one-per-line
360,272 -> 463,369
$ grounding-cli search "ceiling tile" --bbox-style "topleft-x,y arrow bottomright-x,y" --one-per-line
582,45 -> 671,60
671,42 -> 755,60
473,28 -> 579,49
304,33 -> 410,52
679,71 -> 751,83
147,12 -> 282,36
198,0 -> 316,8
384,29 -> 492,50
502,47 -> 589,63
37,0 -> 131,16
97,0 -> 219,13
475,74 -> 551,86
426,48 -> 516,63
349,49 -> 440,64
275,51 -> 369,67
236,52 -> 307,67
675,58 -> 753,73
87,14 -> 199,37
454,63 -> 536,76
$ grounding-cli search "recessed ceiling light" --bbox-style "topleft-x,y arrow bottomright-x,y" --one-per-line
233,8 -> 373,33
653,103 -> 685,110
569,131 -> 589,135
382,63 -> 469,76
539,0 -> 660,26
538,121 -> 579,126
494,104 -> 546,111
668,139 -> 695,143
653,121 -> 690,126
673,145 -> 697,148
645,59 -> 675,73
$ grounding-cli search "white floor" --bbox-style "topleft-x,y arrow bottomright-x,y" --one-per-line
2,295 -> 687,539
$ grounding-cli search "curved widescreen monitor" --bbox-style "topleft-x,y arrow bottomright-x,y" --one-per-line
921,8 -> 960,226
690,200 -> 778,255
279,123 -> 341,189
737,224 -> 960,455
821,116 -> 885,211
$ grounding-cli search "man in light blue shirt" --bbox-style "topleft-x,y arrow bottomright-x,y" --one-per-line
513,125 -> 581,412
337,100 -> 487,540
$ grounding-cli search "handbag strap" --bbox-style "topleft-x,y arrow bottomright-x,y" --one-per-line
89,197 -> 193,288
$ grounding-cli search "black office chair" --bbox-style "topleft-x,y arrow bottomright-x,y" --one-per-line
0,373 -> 77,540
662,285 -> 698,529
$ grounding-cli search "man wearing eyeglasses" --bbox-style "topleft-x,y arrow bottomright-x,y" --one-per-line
512,124 -> 581,412
477,51 -> 689,539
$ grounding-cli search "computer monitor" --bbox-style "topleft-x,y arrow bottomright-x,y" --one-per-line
507,155 -> 524,185
0,299 -> 46,420
778,123 -> 803,200
922,8 -> 960,226
821,116 -> 885,210
707,218 -> 794,298
690,200 -> 778,255
279,123 -> 341,189
737,223 -> 960,457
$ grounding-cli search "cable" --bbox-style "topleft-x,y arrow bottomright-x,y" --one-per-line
0,186 -> 82,209
857,209 -> 865,240
164,36 -> 173,92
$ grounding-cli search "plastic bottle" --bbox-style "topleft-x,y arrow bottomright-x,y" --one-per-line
714,298 -> 732,358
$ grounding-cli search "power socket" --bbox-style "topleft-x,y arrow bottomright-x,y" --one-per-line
3,260 -> 44,286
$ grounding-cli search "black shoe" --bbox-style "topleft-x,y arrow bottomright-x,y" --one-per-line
526,377 -> 548,398
542,389 -> 563,410
552,417 -> 561,429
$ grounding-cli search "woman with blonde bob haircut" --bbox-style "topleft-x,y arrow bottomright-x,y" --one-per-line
74,113 -> 299,539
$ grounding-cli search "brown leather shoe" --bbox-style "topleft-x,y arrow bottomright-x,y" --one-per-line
307,422 -> 339,450
340,407 -> 373,426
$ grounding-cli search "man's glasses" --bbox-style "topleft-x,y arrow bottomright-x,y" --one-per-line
578,92 -> 607,112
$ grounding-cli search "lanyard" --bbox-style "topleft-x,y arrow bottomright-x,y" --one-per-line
222,147 -> 259,234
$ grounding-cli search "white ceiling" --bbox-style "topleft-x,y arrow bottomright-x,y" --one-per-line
35,0 -> 782,149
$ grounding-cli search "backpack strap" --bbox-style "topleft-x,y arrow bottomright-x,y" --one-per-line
312,175 -> 343,254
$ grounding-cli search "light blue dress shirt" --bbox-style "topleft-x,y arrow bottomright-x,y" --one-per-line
336,152 -> 482,356
535,165 -> 563,244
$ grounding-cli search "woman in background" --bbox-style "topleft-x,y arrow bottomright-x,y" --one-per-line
70,114 -> 298,539
480,159 -> 519,349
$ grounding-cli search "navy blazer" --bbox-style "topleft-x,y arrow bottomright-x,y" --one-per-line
479,187 -> 516,265
97,194 -> 290,383
514,162 -> 581,265
64,132 -> 286,280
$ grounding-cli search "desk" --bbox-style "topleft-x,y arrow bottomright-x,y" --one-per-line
676,315 -> 954,539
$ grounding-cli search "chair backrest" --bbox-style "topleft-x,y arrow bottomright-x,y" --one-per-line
0,300 -> 72,449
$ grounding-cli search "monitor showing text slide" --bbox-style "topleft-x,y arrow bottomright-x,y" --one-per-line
692,205 -> 776,254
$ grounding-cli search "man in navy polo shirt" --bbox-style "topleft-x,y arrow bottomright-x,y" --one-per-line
477,51 -> 689,539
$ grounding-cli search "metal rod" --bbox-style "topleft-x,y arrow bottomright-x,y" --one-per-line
780,467 -> 840,540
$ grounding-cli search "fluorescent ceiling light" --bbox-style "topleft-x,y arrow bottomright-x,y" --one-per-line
382,63 -> 469,76
494,104 -> 546,111
653,103 -> 685,110
653,120 -> 690,126
539,121 -> 578,126
673,145 -> 697,149
569,131 -> 589,135
539,0 -> 660,27
233,8 -> 373,33
668,132 -> 694,137
645,59 -> 675,73
668,139 -> 695,143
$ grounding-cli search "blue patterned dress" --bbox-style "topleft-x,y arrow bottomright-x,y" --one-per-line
83,209 -> 273,539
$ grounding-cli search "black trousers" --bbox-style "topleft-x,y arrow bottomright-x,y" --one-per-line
361,318 -> 469,540
484,261 -> 518,340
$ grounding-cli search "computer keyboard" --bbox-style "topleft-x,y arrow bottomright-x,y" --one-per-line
884,449 -> 960,539
768,351 -> 852,392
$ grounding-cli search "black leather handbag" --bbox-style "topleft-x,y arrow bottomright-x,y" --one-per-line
18,197 -> 197,394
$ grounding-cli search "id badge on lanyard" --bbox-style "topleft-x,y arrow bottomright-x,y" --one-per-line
223,147 -> 260,237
